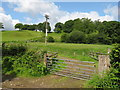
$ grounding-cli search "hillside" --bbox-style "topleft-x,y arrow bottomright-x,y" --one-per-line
1,30 -> 113,61
2,30 -> 63,42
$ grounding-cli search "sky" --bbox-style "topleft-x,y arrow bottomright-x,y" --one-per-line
0,0 -> 119,30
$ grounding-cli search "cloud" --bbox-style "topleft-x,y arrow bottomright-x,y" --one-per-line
24,17 -> 32,22
104,5 -> 118,20
59,11 -> 114,23
0,7 -> 5,13
0,7 -> 20,30
1,0 -> 115,30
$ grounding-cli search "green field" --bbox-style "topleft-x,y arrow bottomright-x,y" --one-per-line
2,30 -> 63,42
28,42 -> 112,62
1,30 -> 113,62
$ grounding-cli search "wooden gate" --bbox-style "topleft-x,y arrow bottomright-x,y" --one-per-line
47,58 -> 96,80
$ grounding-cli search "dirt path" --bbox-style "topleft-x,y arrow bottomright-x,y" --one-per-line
2,74 -> 86,88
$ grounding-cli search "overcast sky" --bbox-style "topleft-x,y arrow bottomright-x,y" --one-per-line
0,0 -> 119,30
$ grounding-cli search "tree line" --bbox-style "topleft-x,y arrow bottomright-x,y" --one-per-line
15,22 -> 51,33
54,18 -> 120,45
14,18 -> 120,45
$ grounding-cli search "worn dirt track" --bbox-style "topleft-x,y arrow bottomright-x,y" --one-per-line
2,74 -> 86,88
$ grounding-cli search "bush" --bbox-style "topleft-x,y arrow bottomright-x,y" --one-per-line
69,31 -> 85,43
110,44 -> 120,69
2,43 -> 27,56
27,36 -> 45,42
61,31 -> 85,43
47,36 -> 55,42
86,33 -> 98,44
110,44 -> 120,78
86,72 -> 119,88
2,43 -> 48,77
27,36 -> 55,43
61,33 -> 69,42
97,33 -> 112,45
12,50 -> 48,76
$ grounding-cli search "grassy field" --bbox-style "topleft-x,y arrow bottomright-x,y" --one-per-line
2,30 -> 113,62
27,42 -> 113,63
2,30 -> 63,42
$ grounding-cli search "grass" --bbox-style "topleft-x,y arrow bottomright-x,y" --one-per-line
1,30 -> 63,42
2,30 -> 113,62
27,42 -> 113,63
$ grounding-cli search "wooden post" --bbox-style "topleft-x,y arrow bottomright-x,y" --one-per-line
73,52 -> 76,56
98,55 -> 111,75
44,53 -> 47,66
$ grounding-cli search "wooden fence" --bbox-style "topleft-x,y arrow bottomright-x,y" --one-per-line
46,58 -> 96,80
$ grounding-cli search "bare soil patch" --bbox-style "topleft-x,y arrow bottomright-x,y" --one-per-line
2,74 -> 86,88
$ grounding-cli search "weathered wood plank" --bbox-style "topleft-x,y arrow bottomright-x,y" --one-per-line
47,58 -> 95,64
51,70 -> 90,77
53,73 -> 89,80
50,68 -> 94,74
47,65 -> 95,72
47,61 -> 95,68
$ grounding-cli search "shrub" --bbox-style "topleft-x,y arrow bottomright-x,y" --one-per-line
61,33 -> 69,42
2,56 -> 16,74
86,72 -> 119,88
86,33 -> 98,44
97,33 -> 112,45
2,42 -> 49,77
110,44 -> 120,79
110,44 -> 120,69
27,36 -> 45,42
2,50 -> 48,76
2,43 -> 27,56
12,50 -> 48,76
69,31 -> 85,43
27,36 -> 55,43
47,36 -> 55,42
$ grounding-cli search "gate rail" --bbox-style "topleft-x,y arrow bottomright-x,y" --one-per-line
46,58 -> 96,80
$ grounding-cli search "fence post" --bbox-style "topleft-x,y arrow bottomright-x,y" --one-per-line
44,53 -> 47,66
98,55 -> 111,76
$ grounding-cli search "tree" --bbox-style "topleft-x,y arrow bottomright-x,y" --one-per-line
81,18 -> 95,34
63,20 -> 74,33
0,22 -> 4,29
42,22 -> 51,33
21,24 -> 29,30
15,23 -> 23,30
54,22 -> 63,33
73,18 -> 83,32
28,24 -> 37,31
37,22 -> 51,33
38,23 -> 43,32
98,21 -> 120,44
69,31 -> 85,43
86,33 -> 98,44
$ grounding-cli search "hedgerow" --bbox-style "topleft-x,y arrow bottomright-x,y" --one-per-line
2,42 -> 48,77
